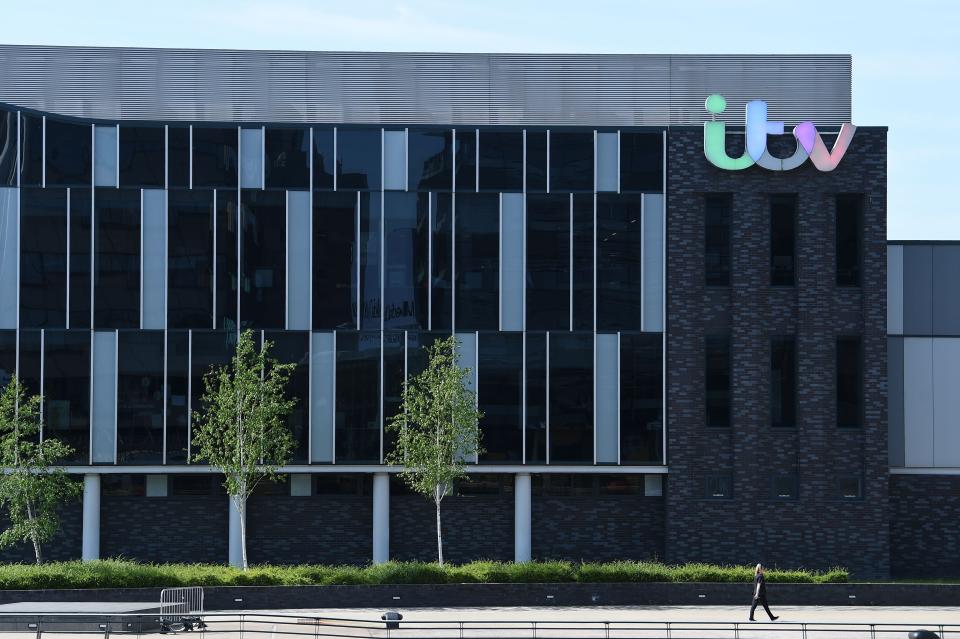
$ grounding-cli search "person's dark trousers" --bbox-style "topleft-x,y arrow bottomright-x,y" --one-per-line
750,596 -> 776,620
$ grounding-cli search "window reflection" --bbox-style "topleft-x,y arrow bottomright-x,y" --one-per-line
117,331 -> 165,464
20,188 -> 67,328
119,126 -> 165,187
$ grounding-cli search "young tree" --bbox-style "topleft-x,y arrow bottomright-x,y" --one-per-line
385,336 -> 483,565
0,376 -> 82,564
191,329 -> 297,570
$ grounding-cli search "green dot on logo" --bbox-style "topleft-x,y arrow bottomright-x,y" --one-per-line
705,94 -> 726,114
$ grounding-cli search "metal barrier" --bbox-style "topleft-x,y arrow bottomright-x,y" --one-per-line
0,613 -> 954,639
159,587 -> 206,633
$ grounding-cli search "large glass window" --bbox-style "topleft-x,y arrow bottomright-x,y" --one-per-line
431,193 -> 453,330
168,190 -> 213,328
526,194 -> 570,330
454,193 -> 498,330
478,332 -> 523,463
549,332 -> 593,463
770,194 -> 797,286
454,129 -> 476,192
45,119 -> 92,186
0,330 -> 15,389
382,330 -> 405,458
240,191 -> 285,329
526,131 -> 547,191
267,331 -> 310,463
478,130 -> 523,192
705,194 -> 731,286
117,331 -> 164,464
337,128 -> 381,190
705,335 -> 731,428
597,194 -> 642,330
69,189 -> 92,329
312,127 -> 334,190
836,194 -> 863,287
265,127 -> 309,189
359,192 -> 382,330
18,331 -> 42,406
335,331 -> 381,463
190,330 -> 236,457
770,336 -> 797,428
167,126 -> 189,188
215,191 -> 238,330
94,189 -> 140,328
165,331 -> 190,463
43,330 -> 90,464
313,192 -> 357,330
0,109 -> 16,186
525,333 -> 547,464
837,336 -> 862,428
572,194 -> 593,330
549,131 -> 593,191
621,333 -> 662,463
192,127 -> 238,188
119,126 -> 165,187
20,188 -> 67,328
20,114 -> 42,186
409,129 -> 452,191
384,192 -> 429,330
620,132 -> 663,191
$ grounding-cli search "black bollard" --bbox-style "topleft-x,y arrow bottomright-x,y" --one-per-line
908,631 -> 940,639
381,611 -> 403,630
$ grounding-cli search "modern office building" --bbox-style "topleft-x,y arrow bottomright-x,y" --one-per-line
0,45 -> 945,579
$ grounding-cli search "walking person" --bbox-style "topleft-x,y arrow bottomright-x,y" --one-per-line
749,563 -> 779,621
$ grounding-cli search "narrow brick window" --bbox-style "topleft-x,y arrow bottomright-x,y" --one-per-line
770,194 -> 797,285
836,194 -> 863,287
837,336 -> 863,428
705,335 -> 731,427
770,336 -> 797,428
837,476 -> 863,499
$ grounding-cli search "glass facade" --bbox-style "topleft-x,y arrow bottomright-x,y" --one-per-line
0,106 -> 666,469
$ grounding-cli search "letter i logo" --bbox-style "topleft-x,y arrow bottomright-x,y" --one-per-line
703,94 -> 755,170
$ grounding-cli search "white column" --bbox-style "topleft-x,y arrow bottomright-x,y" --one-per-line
372,472 -> 390,564
228,498 -> 243,568
81,474 -> 100,561
514,472 -> 532,563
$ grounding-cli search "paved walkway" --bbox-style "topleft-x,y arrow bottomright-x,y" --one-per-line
202,607 -> 960,639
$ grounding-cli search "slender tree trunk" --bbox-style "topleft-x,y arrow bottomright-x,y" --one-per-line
25,500 -> 41,565
435,490 -> 443,566
237,496 -> 248,570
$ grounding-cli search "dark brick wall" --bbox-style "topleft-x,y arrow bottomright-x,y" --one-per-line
390,495 -> 513,563
246,495 -> 371,565
532,495 -> 665,562
665,127 -> 889,578
890,475 -> 960,578
0,502 -> 81,563
101,495 -> 227,563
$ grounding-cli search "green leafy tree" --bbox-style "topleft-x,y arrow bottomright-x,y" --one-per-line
0,375 -> 82,564
192,329 -> 297,570
385,336 -> 483,565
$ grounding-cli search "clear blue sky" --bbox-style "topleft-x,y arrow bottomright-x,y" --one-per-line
4,0 -> 956,239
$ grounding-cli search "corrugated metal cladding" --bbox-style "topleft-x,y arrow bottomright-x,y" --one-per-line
0,45 -> 852,126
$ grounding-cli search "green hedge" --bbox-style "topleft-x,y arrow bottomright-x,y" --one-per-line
0,560 -> 846,589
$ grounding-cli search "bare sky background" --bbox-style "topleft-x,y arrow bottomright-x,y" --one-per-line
4,0 -> 957,239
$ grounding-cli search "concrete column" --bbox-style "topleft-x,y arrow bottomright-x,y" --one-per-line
228,498 -> 243,568
81,474 -> 100,561
372,472 -> 390,564
514,472 -> 532,563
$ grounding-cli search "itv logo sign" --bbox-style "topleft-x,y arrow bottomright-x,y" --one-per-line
703,94 -> 857,172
